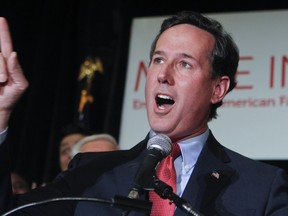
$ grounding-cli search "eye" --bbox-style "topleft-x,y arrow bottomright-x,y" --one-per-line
153,57 -> 164,65
179,61 -> 192,69
60,148 -> 70,156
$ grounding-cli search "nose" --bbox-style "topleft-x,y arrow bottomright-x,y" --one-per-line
157,64 -> 173,84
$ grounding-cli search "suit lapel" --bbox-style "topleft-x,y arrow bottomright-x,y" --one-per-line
114,138 -> 150,196
175,131 -> 236,216
63,134 -> 149,196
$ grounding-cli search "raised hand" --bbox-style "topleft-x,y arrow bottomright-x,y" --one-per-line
0,17 -> 29,131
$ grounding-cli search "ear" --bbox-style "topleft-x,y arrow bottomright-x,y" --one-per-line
211,76 -> 230,104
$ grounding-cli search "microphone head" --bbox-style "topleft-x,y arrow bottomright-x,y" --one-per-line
147,134 -> 172,157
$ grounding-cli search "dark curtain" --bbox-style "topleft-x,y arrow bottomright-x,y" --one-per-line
0,0 -> 131,184
0,0 -> 287,185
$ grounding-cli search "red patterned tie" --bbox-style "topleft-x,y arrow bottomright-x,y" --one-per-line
149,143 -> 181,216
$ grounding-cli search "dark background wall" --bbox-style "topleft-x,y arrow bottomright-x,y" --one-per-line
0,0 -> 287,185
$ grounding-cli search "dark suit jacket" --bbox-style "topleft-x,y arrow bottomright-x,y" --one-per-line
2,131 -> 288,216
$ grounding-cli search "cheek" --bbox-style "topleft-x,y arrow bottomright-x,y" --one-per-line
145,70 -> 155,86
60,155 -> 68,162
145,75 -> 155,99
180,80 -> 213,109
60,157 -> 65,164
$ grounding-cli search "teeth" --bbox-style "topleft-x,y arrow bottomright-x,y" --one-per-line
158,94 -> 173,100
156,94 -> 175,108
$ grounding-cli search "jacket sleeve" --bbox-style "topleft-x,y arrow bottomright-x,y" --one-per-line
0,139 -> 13,214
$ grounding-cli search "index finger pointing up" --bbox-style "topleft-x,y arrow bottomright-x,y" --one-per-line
0,17 -> 13,58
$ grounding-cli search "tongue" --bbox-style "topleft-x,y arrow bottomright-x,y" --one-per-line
158,103 -> 173,110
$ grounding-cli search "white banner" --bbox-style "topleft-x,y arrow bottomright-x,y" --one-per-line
119,10 -> 288,160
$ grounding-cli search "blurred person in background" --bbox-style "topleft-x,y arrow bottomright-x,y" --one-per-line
58,124 -> 91,171
10,172 -> 30,195
71,133 -> 119,157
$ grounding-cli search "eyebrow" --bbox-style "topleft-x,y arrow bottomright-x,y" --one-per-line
153,50 -> 196,61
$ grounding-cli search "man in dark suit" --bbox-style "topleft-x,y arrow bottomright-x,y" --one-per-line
0,11 -> 288,216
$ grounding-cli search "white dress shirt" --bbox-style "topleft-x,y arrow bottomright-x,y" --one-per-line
149,129 -> 209,196
175,129 -> 208,196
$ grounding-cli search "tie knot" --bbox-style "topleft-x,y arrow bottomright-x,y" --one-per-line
170,143 -> 181,159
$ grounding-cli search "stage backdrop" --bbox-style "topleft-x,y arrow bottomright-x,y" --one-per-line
119,10 -> 288,160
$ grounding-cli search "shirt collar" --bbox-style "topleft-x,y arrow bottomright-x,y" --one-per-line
178,129 -> 209,169
149,128 -> 209,167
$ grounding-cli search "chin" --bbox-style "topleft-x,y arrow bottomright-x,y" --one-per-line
150,124 -> 171,135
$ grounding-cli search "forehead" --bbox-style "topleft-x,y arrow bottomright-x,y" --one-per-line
156,24 -> 215,57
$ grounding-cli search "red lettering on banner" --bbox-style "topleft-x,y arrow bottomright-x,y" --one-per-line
223,98 -> 276,108
279,95 -> 288,106
133,99 -> 146,109
270,55 -> 288,88
282,56 -> 288,88
235,56 -> 253,90
270,56 -> 275,88
134,55 -> 288,93
134,61 -> 148,92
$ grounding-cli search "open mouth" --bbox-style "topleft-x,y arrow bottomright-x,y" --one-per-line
156,94 -> 175,109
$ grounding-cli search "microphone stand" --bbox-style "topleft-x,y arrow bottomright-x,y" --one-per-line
113,195 -> 152,214
2,195 -> 152,216
151,176 -> 205,216
121,187 -> 146,216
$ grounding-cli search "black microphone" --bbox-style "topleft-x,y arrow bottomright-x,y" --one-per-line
152,177 -> 205,216
128,133 -> 172,199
